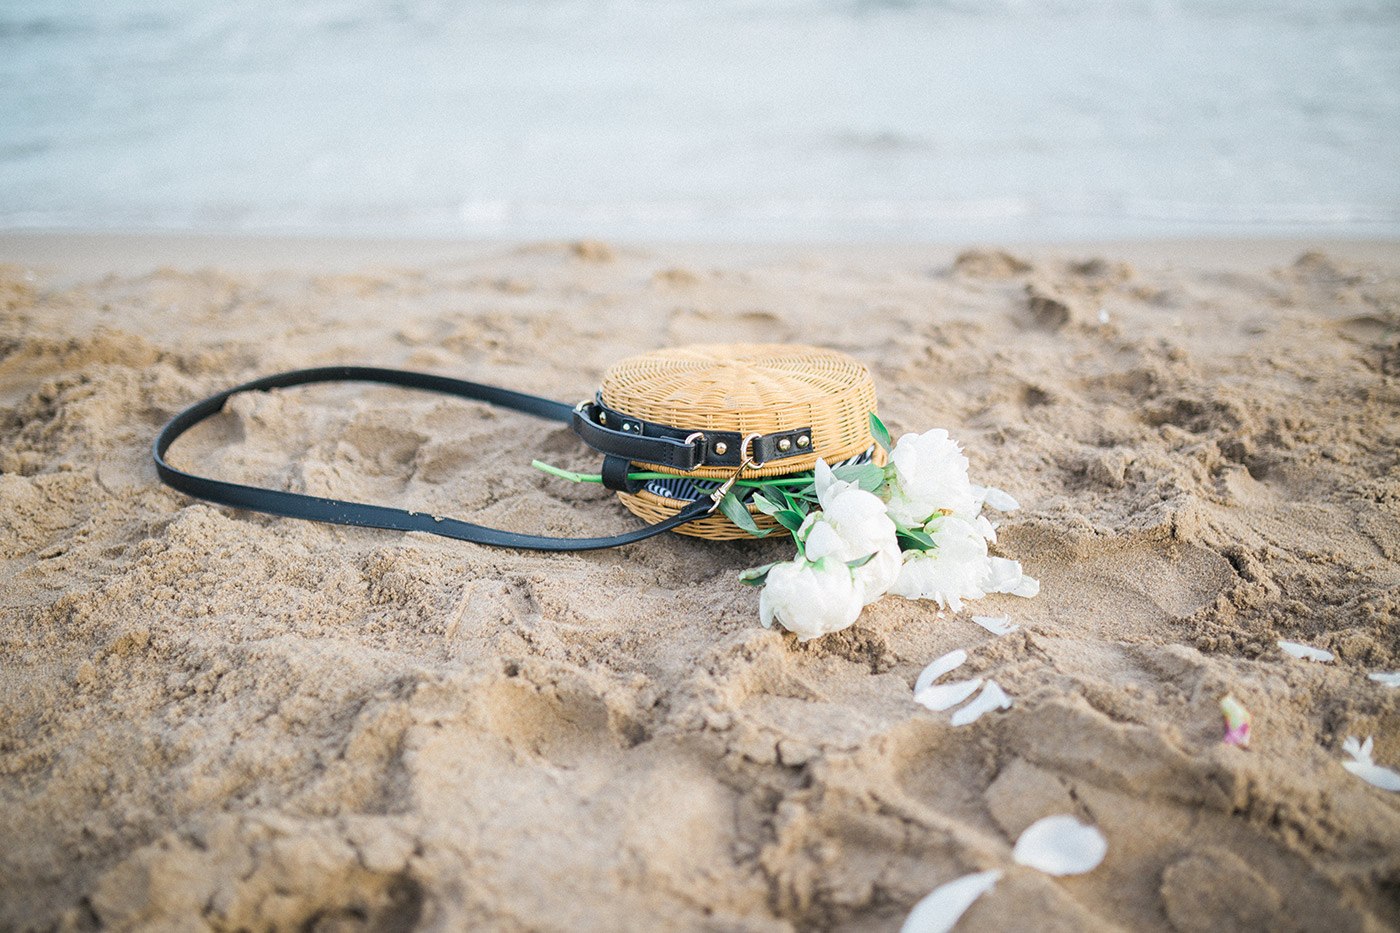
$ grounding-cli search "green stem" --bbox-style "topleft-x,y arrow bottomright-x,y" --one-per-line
532,459 -> 817,490
530,460 -> 593,483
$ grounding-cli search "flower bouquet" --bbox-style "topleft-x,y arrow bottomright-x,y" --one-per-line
735,415 -> 1038,640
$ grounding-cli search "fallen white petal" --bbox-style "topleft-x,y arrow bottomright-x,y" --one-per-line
916,678 -> 984,712
1012,815 -> 1108,876
1277,639 -> 1334,662
977,485 -> 1020,512
950,681 -> 1012,726
1343,761 -> 1400,791
899,870 -> 1003,933
914,649 -> 968,696
1342,734 -> 1400,791
971,615 -> 1018,636
1009,574 -> 1040,598
1369,671 -> 1400,688
1344,735 -> 1373,760
982,557 -> 1029,596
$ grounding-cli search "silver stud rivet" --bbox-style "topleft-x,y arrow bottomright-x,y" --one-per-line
622,423 -> 632,432
796,435 -> 810,448
778,438 -> 792,452
599,412 -> 607,424
715,441 -> 728,455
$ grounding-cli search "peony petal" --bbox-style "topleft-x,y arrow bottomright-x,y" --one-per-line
1219,695 -> 1251,748
803,520 -> 845,562
1011,815 -> 1108,876
982,557 -> 1039,600
915,678 -> 984,712
978,485 -> 1020,512
1343,761 -> 1400,791
914,649 -> 967,695
899,869 -> 1003,933
949,681 -> 1012,726
1277,639 -> 1334,662
1343,735 -> 1371,760
1341,734 -> 1400,791
971,615 -> 1018,636
1369,671 -> 1400,688
1009,574 -> 1040,598
814,458 -> 837,499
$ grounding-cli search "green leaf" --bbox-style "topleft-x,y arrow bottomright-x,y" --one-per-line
894,519 -> 937,551
779,488 -> 802,513
832,461 -> 887,494
846,553 -> 876,569
717,491 -> 769,537
751,493 -> 785,517
739,561 -> 780,585
896,530 -> 935,551
774,509 -> 807,535
869,412 -> 893,452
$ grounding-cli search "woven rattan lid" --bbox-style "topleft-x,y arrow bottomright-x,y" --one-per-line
600,343 -> 879,480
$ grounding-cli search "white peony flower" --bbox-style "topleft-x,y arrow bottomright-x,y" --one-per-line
887,515 -> 995,611
759,556 -> 867,640
885,429 -> 979,527
888,510 -> 1038,611
800,460 -> 902,602
743,438 -> 1038,640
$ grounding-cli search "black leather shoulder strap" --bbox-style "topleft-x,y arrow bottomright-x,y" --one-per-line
571,398 -> 813,470
152,366 -> 715,551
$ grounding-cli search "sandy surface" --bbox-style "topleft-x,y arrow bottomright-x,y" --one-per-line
1,236 -> 1398,932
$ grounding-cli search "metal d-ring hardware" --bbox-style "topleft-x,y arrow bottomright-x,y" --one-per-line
740,432 -> 765,467
684,431 -> 706,448
708,432 -> 765,511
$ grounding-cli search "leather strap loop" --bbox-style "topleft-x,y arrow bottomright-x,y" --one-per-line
153,366 -> 715,551
600,454 -> 644,493
572,406 -> 703,470
572,399 -> 811,470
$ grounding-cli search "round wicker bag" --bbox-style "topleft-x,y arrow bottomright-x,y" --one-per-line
593,343 -> 883,539
155,347 -> 883,551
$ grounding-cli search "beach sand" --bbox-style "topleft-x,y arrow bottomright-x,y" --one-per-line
1,235 -> 1398,931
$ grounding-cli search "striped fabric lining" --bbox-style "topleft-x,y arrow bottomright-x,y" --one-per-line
644,447 -> 876,504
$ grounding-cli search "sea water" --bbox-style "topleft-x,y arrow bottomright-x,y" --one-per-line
2,0 -> 1397,241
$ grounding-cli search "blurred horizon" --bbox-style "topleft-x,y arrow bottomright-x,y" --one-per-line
2,0 -> 1398,242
